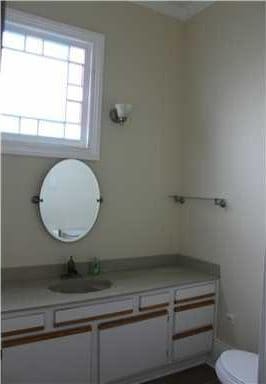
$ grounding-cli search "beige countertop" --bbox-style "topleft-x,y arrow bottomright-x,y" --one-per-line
2,265 -> 218,313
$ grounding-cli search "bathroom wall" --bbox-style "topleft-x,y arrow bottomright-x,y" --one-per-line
2,2 -> 183,268
180,2 -> 265,352
2,0 -> 266,355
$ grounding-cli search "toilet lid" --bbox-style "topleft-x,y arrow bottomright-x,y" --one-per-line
220,350 -> 258,384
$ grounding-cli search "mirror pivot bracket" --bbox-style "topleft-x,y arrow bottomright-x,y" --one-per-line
31,195 -> 43,204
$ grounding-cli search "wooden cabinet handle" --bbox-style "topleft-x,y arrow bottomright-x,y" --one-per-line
2,326 -> 44,338
175,299 -> 215,312
175,293 -> 215,304
173,324 -> 213,340
3,325 -> 92,348
99,309 -> 168,330
139,303 -> 169,312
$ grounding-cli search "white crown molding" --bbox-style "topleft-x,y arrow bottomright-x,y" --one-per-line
136,1 -> 214,21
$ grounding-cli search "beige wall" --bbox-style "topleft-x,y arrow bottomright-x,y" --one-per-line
180,2 -> 265,352
2,2 -> 183,268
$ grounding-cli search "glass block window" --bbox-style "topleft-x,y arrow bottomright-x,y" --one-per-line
0,10 -> 104,160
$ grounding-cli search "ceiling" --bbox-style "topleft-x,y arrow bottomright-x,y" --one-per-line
137,1 -> 214,21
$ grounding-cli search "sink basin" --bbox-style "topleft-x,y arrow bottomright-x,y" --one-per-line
49,279 -> 112,294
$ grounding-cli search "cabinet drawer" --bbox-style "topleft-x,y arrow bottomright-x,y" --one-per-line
175,283 -> 215,303
174,301 -> 215,333
139,292 -> 170,311
2,314 -> 45,337
55,299 -> 133,326
173,329 -> 213,361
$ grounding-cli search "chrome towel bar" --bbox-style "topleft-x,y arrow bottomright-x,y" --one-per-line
169,195 -> 227,208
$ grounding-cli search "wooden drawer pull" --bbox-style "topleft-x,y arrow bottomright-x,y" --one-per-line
175,299 -> 215,312
2,325 -> 92,348
173,324 -> 213,340
55,309 -> 133,327
139,302 -> 169,312
175,293 -> 215,304
2,326 -> 44,338
99,309 -> 168,330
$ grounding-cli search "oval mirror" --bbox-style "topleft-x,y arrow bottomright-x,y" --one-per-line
39,159 -> 101,242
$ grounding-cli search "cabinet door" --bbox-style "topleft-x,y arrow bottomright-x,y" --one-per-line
174,329 -> 213,361
99,310 -> 168,383
2,326 -> 92,384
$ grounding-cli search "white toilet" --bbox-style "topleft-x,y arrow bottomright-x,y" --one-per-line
215,350 -> 258,384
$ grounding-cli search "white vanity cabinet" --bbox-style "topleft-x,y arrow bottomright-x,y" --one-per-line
98,310 -> 169,383
2,279 -> 218,384
2,325 -> 92,384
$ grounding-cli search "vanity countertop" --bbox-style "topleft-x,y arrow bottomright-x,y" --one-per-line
2,265 -> 218,313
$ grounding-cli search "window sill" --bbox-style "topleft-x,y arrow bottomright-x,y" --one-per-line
1,139 -> 100,160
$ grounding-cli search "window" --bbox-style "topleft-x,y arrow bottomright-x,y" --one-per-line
0,10 -> 104,159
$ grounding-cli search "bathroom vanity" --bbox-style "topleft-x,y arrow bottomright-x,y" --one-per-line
2,265 -> 218,384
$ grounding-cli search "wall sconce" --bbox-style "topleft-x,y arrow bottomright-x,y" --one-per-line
110,104 -> 132,125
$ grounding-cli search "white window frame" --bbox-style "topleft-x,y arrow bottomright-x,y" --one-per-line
0,9 -> 105,160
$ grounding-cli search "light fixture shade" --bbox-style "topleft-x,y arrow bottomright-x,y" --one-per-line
115,104 -> 132,118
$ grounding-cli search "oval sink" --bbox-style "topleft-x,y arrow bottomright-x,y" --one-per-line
49,279 -> 112,294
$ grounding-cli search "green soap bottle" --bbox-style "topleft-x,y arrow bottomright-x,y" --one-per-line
91,257 -> 101,276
